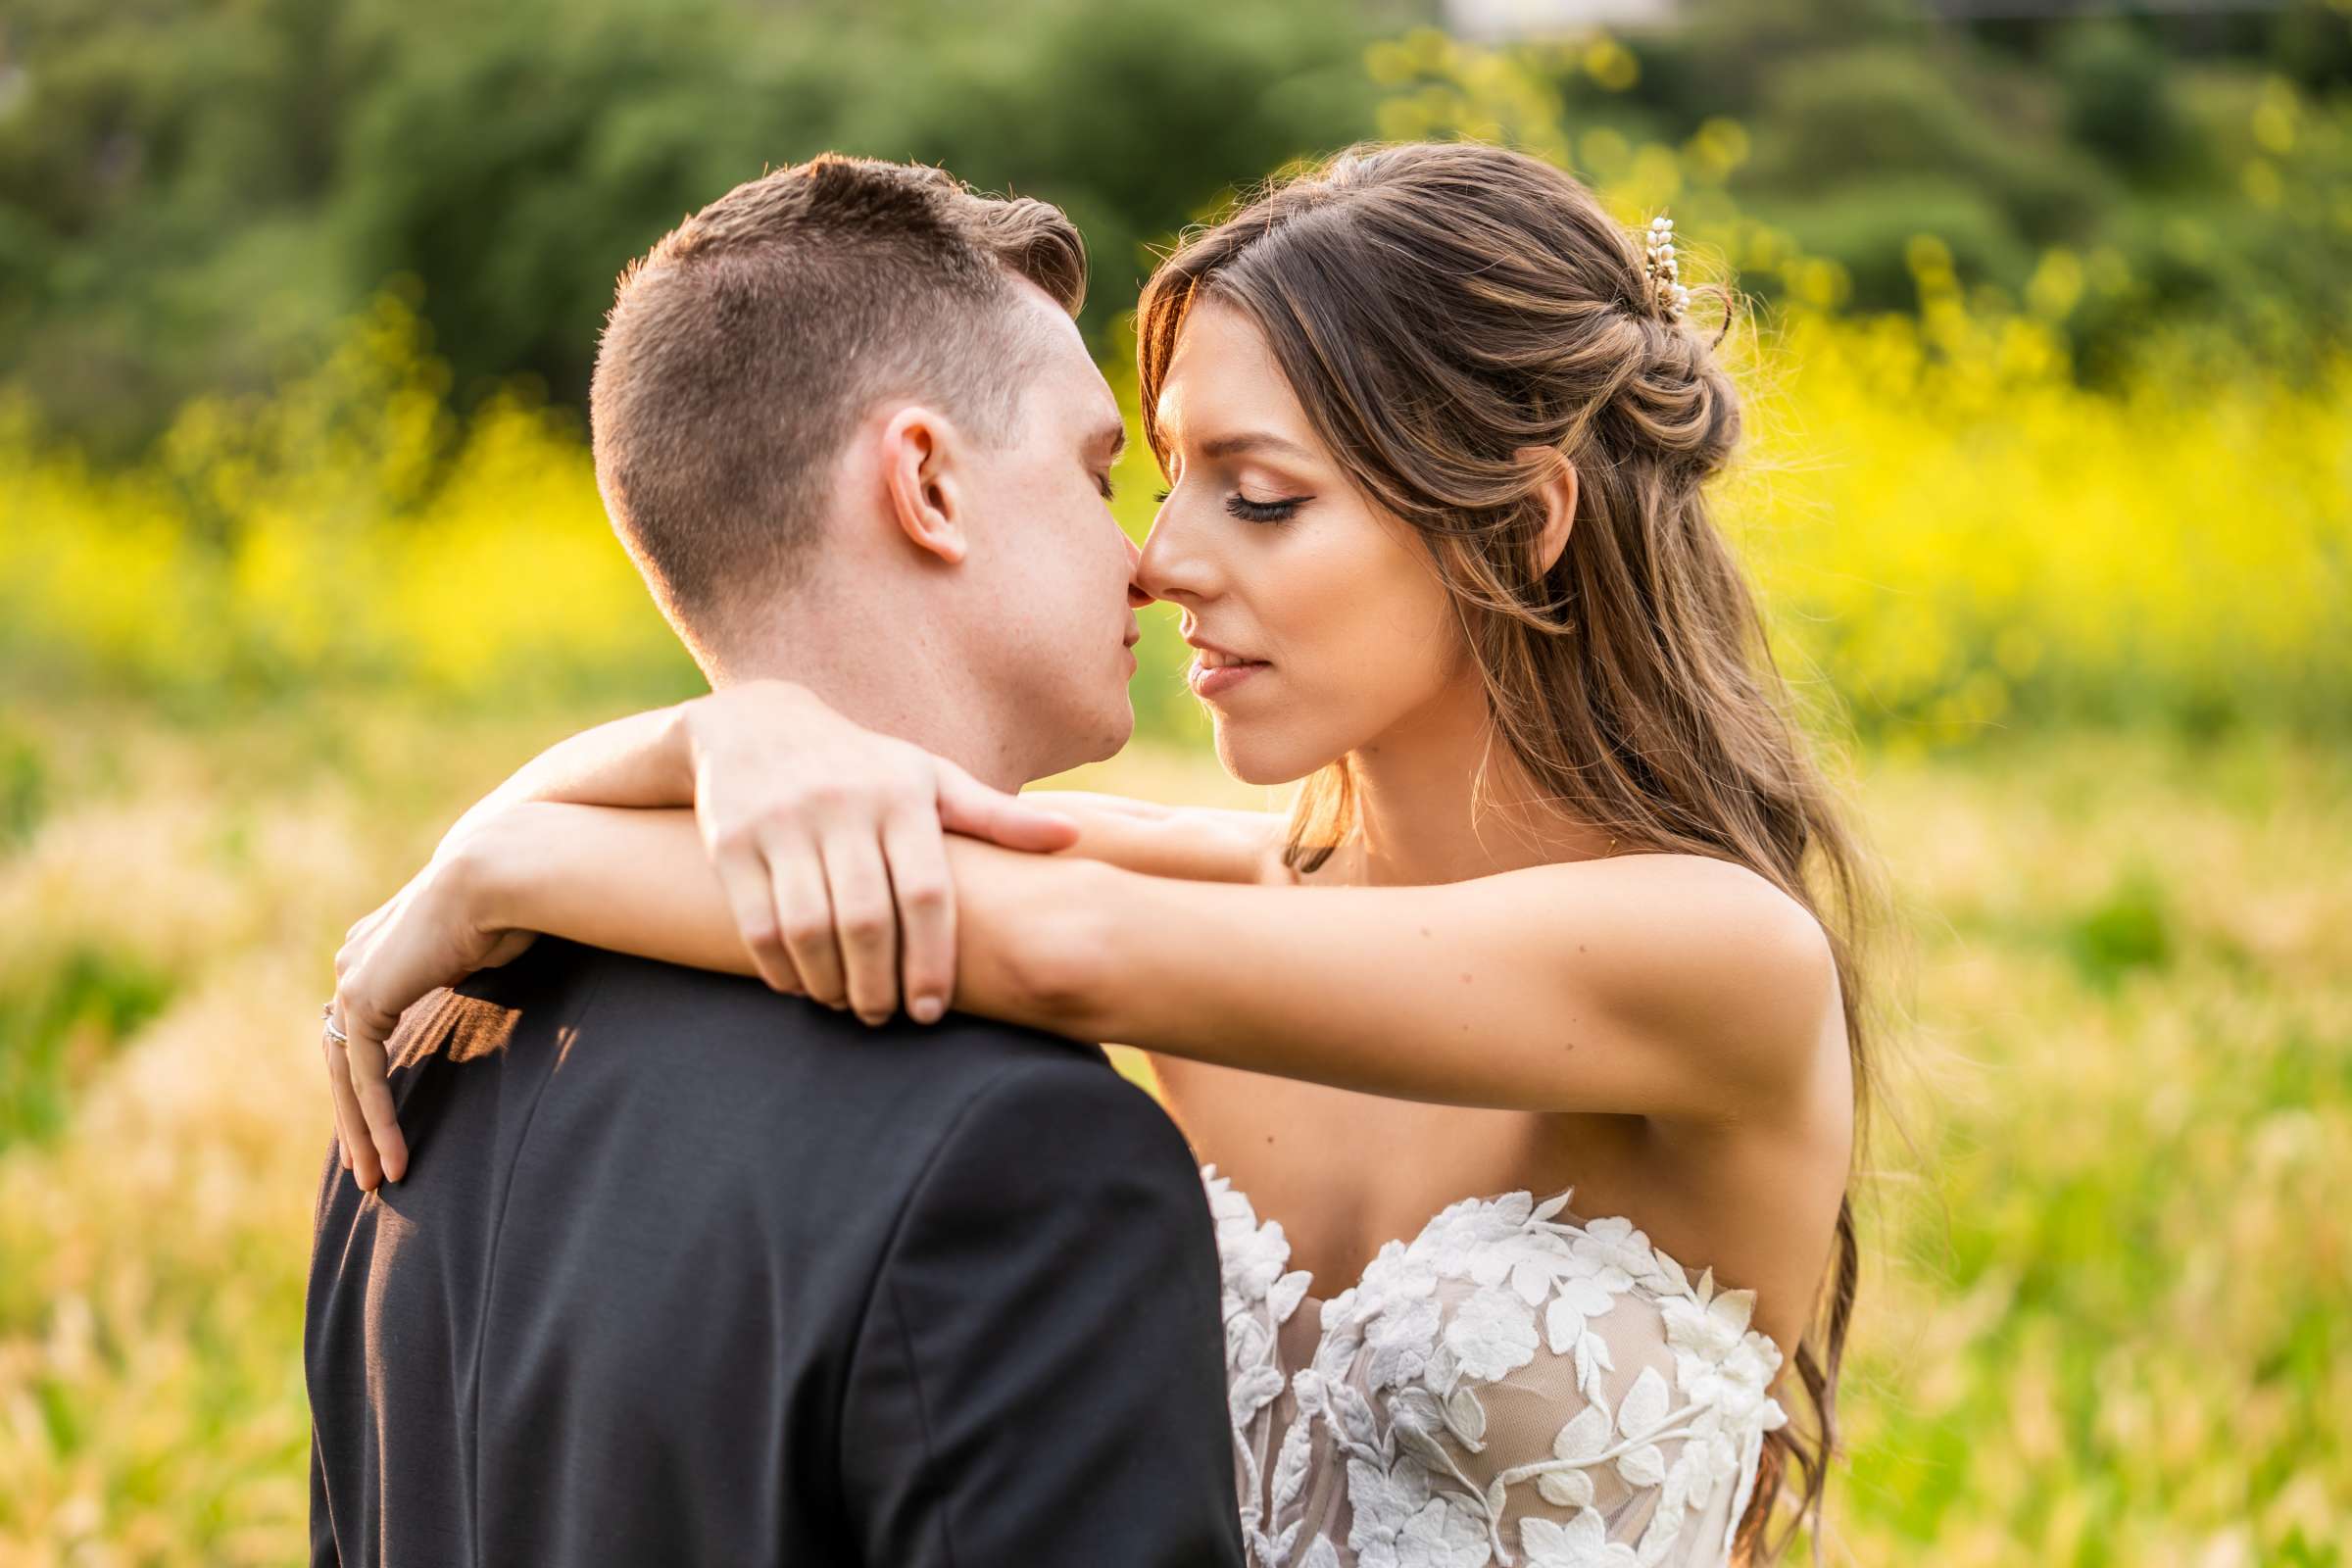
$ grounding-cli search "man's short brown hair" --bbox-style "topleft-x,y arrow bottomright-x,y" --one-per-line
590,155 -> 1088,640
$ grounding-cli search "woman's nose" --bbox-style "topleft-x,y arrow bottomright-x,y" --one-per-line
1137,502 -> 1216,606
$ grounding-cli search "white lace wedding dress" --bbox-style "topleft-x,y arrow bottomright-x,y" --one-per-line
1201,1166 -> 1788,1568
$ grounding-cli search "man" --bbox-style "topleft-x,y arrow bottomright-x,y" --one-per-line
305,156 -> 1244,1567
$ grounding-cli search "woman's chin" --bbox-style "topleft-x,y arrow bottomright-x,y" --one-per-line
1211,721 -> 1329,789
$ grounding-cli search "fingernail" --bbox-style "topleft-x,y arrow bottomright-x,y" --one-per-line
911,997 -> 944,1024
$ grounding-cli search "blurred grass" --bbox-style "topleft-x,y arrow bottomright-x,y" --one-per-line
0,705 -> 2344,1563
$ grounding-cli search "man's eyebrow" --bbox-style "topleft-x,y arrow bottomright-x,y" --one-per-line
1200,431 -> 1315,463
1091,417 -> 1127,459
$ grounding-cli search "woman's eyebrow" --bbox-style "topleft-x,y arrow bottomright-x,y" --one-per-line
1199,431 -> 1315,464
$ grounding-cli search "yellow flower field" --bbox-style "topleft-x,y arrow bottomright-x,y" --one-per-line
4,279 -> 2345,748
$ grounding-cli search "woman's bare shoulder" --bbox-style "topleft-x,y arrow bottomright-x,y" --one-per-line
1511,850 -> 1841,1090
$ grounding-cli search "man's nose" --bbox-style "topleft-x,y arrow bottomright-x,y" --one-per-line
1123,530 -> 1154,610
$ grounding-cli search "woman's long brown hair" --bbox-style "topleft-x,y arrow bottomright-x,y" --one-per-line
1137,141 -> 1887,1559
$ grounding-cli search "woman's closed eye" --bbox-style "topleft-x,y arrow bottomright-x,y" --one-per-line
1225,492 -> 1309,524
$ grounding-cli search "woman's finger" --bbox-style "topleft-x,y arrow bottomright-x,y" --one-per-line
710,834 -> 801,993
935,760 -> 1081,853
324,1019 -> 384,1193
335,985 -> 411,1185
819,829 -> 900,1026
770,835 -> 848,1010
881,806 -> 956,1025
320,1027 -> 359,1173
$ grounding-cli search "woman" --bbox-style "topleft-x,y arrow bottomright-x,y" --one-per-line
332,143 -> 1882,1565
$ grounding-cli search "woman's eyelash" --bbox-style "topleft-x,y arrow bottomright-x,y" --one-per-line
1150,481 -> 1306,521
1226,493 -> 1307,524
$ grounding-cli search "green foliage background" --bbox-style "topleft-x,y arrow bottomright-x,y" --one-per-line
7,0 -> 2351,452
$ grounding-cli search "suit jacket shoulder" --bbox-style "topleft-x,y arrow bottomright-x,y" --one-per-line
841,1051 -> 1244,1567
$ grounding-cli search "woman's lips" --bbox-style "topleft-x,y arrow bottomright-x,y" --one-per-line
1188,656 -> 1270,700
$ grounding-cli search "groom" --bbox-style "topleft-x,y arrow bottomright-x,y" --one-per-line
305,157 -> 1244,1566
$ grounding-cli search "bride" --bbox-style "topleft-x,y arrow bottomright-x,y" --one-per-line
329,142 -> 1882,1566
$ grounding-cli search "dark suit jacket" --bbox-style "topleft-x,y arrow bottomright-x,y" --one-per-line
305,937 -> 1243,1567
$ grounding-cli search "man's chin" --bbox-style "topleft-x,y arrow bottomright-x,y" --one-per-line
1030,700 -> 1133,782
1092,701 -> 1137,763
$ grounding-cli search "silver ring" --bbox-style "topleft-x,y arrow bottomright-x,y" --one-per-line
321,1003 -> 350,1048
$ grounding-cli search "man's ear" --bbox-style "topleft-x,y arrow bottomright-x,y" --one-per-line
882,405 -> 968,565
1516,445 -> 1578,577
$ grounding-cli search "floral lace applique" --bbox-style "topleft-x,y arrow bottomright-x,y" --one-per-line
1200,1167 -> 1788,1568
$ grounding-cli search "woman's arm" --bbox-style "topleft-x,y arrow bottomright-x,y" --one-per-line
1025,792 -> 1289,886
443,695 -> 1280,887
328,794 -> 1838,1188
440,705 -> 697,842
456,802 -> 1839,1121
425,682 -> 1082,1017
436,683 -> 1281,1016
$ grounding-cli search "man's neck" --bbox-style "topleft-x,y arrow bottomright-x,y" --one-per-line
710,621 -> 1036,794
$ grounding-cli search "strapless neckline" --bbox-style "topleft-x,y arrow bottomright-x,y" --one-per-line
1203,1168 -> 1678,1305
1198,1163 -> 1742,1321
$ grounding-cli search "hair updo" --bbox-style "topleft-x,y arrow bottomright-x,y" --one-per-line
1613,309 -> 1741,476
1138,141 -> 1884,1562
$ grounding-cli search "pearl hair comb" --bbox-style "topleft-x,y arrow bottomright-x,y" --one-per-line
1643,215 -> 1690,320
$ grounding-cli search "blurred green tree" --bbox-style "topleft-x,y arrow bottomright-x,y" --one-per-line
0,0 -> 1384,452
3,0 -> 2348,450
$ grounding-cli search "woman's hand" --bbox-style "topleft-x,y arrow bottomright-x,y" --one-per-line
679,681 -> 1080,1026
325,832 -> 538,1192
